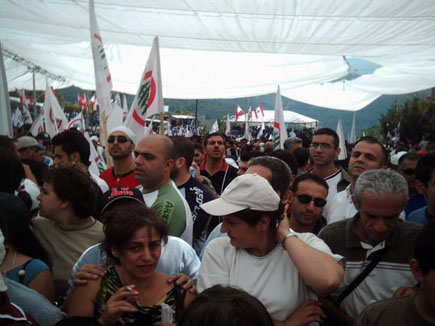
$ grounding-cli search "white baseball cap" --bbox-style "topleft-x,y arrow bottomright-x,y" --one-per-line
200,173 -> 280,216
110,126 -> 136,144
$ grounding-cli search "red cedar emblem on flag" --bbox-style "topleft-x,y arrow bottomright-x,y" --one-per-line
235,106 -> 244,121
132,71 -> 156,126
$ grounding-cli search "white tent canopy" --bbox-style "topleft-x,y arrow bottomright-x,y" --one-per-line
2,0 -> 435,111
231,110 -> 318,129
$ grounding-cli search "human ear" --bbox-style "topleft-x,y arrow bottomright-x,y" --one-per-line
111,246 -> 121,259
409,258 -> 423,283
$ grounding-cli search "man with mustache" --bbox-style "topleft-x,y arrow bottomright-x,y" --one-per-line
100,126 -> 139,189
325,137 -> 388,224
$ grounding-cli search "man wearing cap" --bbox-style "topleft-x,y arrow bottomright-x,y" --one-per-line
134,135 -> 193,245
198,173 -> 344,325
17,135 -> 47,185
100,126 -> 139,189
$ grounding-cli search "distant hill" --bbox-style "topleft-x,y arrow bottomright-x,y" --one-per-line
60,86 -> 430,137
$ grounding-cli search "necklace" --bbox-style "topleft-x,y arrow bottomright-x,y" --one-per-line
1,250 -> 17,275
113,168 -> 134,183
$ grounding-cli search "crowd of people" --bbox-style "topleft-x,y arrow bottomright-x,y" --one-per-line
0,125 -> 434,326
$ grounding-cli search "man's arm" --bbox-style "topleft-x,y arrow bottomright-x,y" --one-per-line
277,211 -> 344,295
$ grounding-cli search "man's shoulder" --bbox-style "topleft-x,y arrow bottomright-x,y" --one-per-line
32,216 -> 55,229
407,206 -> 427,222
318,219 -> 349,238
396,220 -> 423,240
99,167 -> 113,177
183,177 -> 214,199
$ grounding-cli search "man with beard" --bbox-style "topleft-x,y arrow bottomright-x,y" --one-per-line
200,132 -> 238,195
289,174 -> 328,235
100,126 -> 139,189
325,137 -> 388,224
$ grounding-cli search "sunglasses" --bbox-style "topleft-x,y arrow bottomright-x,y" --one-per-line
401,168 -> 415,175
107,135 -> 129,144
296,194 -> 327,208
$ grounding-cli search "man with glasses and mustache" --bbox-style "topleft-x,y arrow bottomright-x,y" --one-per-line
289,174 -> 328,235
100,126 -> 139,189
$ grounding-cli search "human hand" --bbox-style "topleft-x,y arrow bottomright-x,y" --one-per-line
276,204 -> 291,244
167,273 -> 196,294
98,285 -> 139,326
393,286 -> 418,298
73,264 -> 106,286
283,300 -> 325,326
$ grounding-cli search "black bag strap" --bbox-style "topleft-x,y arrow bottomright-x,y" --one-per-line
335,246 -> 390,306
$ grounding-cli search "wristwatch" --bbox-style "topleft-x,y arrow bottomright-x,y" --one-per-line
282,231 -> 298,248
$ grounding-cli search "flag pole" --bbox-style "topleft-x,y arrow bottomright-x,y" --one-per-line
160,112 -> 164,135
101,110 -> 112,168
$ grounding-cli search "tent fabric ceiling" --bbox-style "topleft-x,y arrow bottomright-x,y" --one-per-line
1,0 -> 435,111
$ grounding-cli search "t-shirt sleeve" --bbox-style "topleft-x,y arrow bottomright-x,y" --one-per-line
297,231 -> 344,263
197,238 -> 230,293
23,259 -> 50,285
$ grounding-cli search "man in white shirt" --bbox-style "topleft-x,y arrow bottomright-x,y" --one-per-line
326,137 -> 388,224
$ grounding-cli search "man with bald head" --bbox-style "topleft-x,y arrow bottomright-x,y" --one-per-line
134,135 -> 193,245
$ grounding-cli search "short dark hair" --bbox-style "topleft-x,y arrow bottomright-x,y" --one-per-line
193,143 -> 203,153
239,150 -> 265,162
42,163 -> 98,219
178,285 -> 274,326
0,135 -> 17,153
171,136 -> 195,168
398,153 -> 421,167
103,204 -> 168,263
292,173 -> 329,194
269,149 -> 298,176
0,193 -> 51,266
293,147 -> 310,168
0,148 -> 25,193
355,136 -> 389,166
415,152 -> 435,186
203,132 -> 226,147
313,128 -> 339,148
248,156 -> 291,199
52,130 -> 90,166
414,219 -> 435,276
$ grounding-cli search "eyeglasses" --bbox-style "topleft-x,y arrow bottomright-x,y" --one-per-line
107,135 -> 129,144
296,194 -> 327,208
400,168 -> 415,175
310,142 -> 333,150
194,153 -> 201,157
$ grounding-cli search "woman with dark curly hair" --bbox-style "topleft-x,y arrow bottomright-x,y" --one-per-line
67,204 -> 195,325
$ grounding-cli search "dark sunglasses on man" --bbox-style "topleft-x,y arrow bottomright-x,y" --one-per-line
107,135 -> 129,144
400,168 -> 415,175
296,194 -> 327,208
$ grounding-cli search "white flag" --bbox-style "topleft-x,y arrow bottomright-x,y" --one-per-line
29,114 -> 44,137
210,120 -> 219,133
67,112 -> 84,130
336,119 -> 347,160
349,111 -> 356,144
225,114 -> 231,136
122,93 -> 128,121
84,131 -> 106,174
273,86 -> 287,149
46,86 -> 68,133
235,105 -> 244,122
258,121 -> 265,139
0,42 -> 13,137
12,108 -> 23,128
125,36 -> 164,141
16,89 -> 33,124
89,0 -> 113,121
42,83 -> 58,138
144,116 -> 155,137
